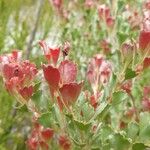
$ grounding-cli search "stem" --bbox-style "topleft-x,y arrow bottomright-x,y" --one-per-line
128,93 -> 139,121
26,0 -> 44,59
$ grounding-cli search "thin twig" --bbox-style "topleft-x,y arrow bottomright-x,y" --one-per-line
128,93 -> 139,121
26,0 -> 44,59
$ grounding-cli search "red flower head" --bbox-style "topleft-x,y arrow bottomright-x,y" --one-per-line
59,135 -> 71,150
26,137 -> 38,150
0,51 -> 37,103
90,94 -> 98,110
143,86 -> 150,97
87,54 -> 111,95
41,128 -> 54,141
142,97 -> 150,111
100,39 -> 111,54
121,42 -> 134,61
106,17 -> 115,27
98,4 -> 110,20
52,0 -> 62,9
121,80 -> 132,94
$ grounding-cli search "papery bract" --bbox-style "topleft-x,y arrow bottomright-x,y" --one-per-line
59,135 -> 71,150
121,80 -> 132,94
19,86 -> 34,100
98,4 -> 110,20
26,138 -> 38,150
143,57 -> 150,69
142,97 -> 150,111
90,95 -> 98,110
3,63 -> 23,80
41,128 -> 54,141
43,65 -> 60,90
144,86 -> 150,97
139,30 -> 150,54
59,60 -> 77,84
39,40 -> 60,65
59,82 -> 83,105
49,48 -> 60,65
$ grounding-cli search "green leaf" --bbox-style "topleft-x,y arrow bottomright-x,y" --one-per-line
100,125 -> 113,143
34,82 -> 41,92
125,68 -> 136,80
112,91 -> 127,106
108,133 -> 131,150
74,120 -> 91,131
127,122 -> 139,140
139,125 -> 150,143
117,32 -> 128,44
139,112 -> 150,129
132,143 -> 146,150
89,102 -> 108,122
38,112 -> 52,127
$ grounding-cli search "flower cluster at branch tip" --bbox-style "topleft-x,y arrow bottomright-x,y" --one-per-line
40,40 -> 83,110
27,122 -> 54,150
87,54 -> 112,109
139,0 -> 150,55
98,4 -> 115,28
0,50 -> 37,104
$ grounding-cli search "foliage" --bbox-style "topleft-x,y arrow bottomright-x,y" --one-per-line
0,0 -> 150,149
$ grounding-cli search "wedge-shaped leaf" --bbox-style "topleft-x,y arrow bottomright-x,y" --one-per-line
125,68 -> 136,80
127,122 -> 139,140
108,133 -> 130,150
112,91 -> 127,106
139,112 -> 150,128
89,102 -> 108,122
132,143 -> 147,150
139,125 -> 150,143
74,119 -> 91,131
100,125 -> 113,143
38,112 -> 52,127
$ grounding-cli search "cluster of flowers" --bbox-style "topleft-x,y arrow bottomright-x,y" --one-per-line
86,54 -> 112,109
27,121 -> 71,150
0,51 -> 37,104
98,4 -> 115,28
39,40 -> 83,110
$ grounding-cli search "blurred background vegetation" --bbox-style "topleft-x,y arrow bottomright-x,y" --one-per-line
0,0 -> 143,149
